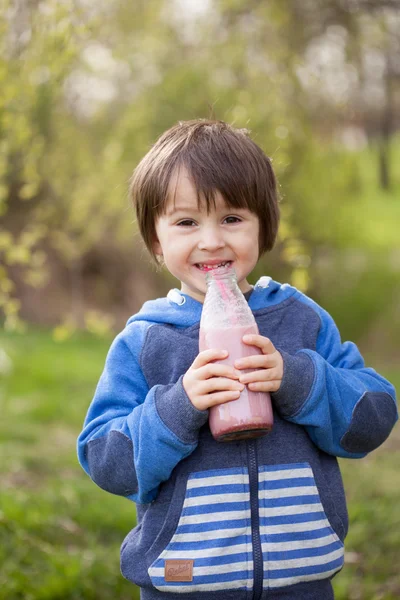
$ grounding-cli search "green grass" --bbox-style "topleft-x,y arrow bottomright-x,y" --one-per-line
0,329 -> 399,599
0,329 -> 139,600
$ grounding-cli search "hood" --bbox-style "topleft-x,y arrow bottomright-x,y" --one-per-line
127,290 -> 203,328
126,277 -> 297,329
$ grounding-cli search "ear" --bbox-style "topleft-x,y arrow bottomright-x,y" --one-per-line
152,238 -> 162,257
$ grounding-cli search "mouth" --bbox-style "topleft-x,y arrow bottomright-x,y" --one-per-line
195,261 -> 233,272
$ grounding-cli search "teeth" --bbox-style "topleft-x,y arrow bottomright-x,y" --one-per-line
197,261 -> 230,271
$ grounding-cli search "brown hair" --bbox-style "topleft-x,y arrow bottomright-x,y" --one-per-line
130,119 -> 280,261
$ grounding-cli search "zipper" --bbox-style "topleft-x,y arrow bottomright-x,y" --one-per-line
247,440 -> 263,600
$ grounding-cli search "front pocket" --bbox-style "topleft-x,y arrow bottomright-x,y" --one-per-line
259,462 -> 344,589
121,478 -> 186,587
148,467 -> 253,594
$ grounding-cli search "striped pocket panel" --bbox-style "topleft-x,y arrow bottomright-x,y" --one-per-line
148,467 -> 253,593
259,462 -> 344,588
148,462 -> 344,593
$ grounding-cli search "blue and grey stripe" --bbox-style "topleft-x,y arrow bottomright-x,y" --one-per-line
148,467 -> 253,593
259,463 -> 344,588
148,462 -> 344,593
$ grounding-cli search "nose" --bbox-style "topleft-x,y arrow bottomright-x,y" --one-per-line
197,225 -> 225,251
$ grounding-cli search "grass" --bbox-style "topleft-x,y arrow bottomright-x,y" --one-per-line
0,328 -> 399,599
0,329 -> 139,600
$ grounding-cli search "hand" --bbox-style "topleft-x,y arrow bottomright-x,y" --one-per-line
183,349 -> 245,411
234,335 -> 283,393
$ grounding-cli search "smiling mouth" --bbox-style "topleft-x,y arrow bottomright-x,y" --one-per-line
195,261 -> 233,272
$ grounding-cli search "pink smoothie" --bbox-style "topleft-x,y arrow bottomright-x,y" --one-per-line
199,324 -> 274,442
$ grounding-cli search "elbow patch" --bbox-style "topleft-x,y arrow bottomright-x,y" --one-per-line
340,392 -> 397,454
86,430 -> 138,496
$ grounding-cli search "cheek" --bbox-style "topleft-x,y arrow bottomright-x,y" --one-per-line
163,242 -> 189,266
170,236 -> 191,253
239,230 -> 259,252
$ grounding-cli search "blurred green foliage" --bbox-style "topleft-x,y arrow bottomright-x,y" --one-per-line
0,0 -> 400,333
0,0 -> 399,349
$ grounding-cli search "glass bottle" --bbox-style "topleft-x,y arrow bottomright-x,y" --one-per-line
199,266 -> 274,442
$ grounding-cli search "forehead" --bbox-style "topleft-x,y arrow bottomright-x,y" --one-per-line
167,167 -> 197,202
164,166 -> 227,215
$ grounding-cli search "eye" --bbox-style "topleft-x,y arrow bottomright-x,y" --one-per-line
224,215 -> 242,224
176,219 -> 196,227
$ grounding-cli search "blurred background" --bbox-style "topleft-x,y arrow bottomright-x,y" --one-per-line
0,0 -> 399,598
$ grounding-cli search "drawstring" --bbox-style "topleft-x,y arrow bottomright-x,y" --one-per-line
255,276 -> 271,289
167,289 -> 186,306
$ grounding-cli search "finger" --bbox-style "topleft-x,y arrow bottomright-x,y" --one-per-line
247,380 -> 281,392
205,390 -> 242,408
239,367 -> 281,384
199,363 -> 241,380
242,335 -> 276,355
234,354 -> 276,370
200,378 -> 245,395
192,348 -> 228,369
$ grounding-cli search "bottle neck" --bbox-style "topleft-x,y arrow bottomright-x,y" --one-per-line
206,274 -> 237,288
201,269 -> 255,329
205,266 -> 237,288
205,271 -> 241,309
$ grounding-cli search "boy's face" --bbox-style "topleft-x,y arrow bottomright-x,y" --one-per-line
153,167 -> 260,303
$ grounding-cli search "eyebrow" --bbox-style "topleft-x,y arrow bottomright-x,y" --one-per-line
165,205 -> 201,216
165,203 -> 249,217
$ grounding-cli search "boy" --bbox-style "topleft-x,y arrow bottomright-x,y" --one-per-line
77,119 -> 397,600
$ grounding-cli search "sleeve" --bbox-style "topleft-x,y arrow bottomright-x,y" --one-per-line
76,324 -> 208,503
271,295 -> 398,458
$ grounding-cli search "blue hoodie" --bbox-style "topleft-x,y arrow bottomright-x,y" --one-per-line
77,277 -> 397,600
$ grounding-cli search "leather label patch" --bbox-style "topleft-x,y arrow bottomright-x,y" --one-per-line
165,559 -> 194,582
